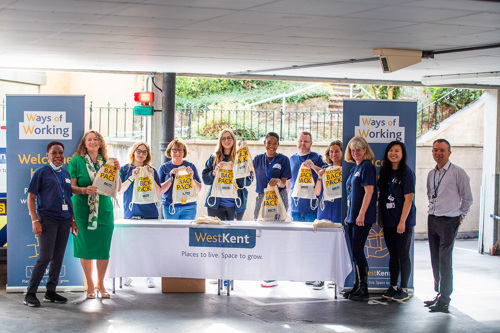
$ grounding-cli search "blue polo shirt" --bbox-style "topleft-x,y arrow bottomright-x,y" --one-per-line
346,160 -> 377,224
317,165 -> 342,223
289,151 -> 327,213
158,160 -> 201,207
252,153 -> 291,193
28,165 -> 73,222
378,165 -> 416,228
120,164 -> 161,219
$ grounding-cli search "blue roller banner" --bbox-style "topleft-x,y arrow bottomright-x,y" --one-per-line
6,95 -> 85,291
342,99 -> 417,290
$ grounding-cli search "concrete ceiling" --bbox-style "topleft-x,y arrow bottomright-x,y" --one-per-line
0,0 -> 499,86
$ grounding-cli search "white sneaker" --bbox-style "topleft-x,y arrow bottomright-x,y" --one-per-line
261,280 -> 278,288
327,282 -> 335,289
146,278 -> 156,288
123,277 -> 133,286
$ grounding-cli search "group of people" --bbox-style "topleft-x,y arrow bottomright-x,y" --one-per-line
24,129 -> 472,314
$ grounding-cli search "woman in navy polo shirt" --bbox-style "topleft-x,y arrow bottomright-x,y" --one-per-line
118,141 -> 161,288
344,136 -> 377,301
24,141 -> 78,307
159,138 -> 201,220
119,141 -> 161,220
202,129 -> 252,221
252,132 -> 292,220
252,132 -> 292,288
377,141 -> 415,302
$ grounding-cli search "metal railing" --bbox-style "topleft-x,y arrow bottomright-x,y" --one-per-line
417,89 -> 483,137
87,102 -> 146,140
175,105 -> 343,141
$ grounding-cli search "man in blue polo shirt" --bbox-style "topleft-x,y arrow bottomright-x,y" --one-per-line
289,132 -> 327,222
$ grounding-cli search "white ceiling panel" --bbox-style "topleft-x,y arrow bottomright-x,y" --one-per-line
0,0 -> 498,86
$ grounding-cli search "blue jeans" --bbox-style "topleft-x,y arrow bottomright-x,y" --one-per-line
163,204 -> 197,220
291,211 -> 317,222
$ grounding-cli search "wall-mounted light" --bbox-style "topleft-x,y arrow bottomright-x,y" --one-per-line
133,92 -> 154,116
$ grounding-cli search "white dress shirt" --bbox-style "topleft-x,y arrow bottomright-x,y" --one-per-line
426,161 -> 473,218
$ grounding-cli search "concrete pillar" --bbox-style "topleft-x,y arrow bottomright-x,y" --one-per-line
479,89 -> 500,254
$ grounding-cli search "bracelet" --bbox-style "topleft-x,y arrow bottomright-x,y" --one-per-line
32,220 -> 39,224
128,177 -> 134,182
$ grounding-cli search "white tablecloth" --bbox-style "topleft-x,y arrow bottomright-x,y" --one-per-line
108,219 -> 352,291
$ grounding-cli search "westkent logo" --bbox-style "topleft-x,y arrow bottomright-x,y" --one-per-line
19,111 -> 72,140
189,228 -> 256,249
355,115 -> 405,143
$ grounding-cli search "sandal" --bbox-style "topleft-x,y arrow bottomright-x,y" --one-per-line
95,288 -> 110,299
86,291 -> 96,299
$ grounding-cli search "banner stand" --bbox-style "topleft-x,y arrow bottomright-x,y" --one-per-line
342,99 -> 417,291
6,95 -> 85,292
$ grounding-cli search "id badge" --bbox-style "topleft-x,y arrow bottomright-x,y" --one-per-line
388,195 -> 394,202
386,202 -> 395,209
429,199 -> 435,211
62,204 -> 69,211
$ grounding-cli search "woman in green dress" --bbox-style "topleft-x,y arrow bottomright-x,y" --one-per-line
68,130 -> 120,299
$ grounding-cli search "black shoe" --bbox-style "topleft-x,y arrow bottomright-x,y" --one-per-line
429,301 -> 449,313
312,281 -> 324,290
44,291 -> 68,303
349,287 -> 369,300
23,293 -> 40,307
342,287 -> 357,299
381,286 -> 398,300
424,294 -> 440,307
392,288 -> 410,302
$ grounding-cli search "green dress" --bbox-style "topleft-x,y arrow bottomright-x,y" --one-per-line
68,155 -> 114,260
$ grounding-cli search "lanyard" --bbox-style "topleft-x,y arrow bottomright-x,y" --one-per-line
87,153 -> 100,172
433,163 -> 450,197
265,154 -> 277,183
49,167 -> 66,204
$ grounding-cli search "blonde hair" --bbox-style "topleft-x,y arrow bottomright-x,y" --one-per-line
165,138 -> 188,158
213,129 -> 236,168
344,136 -> 375,163
128,141 -> 152,166
73,130 -> 108,161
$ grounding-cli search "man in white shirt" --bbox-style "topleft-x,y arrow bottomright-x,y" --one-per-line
425,139 -> 473,313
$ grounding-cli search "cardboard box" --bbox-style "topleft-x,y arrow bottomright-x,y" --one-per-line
161,277 -> 206,293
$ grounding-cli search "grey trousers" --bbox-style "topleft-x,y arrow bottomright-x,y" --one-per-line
27,217 -> 71,295
427,214 -> 460,305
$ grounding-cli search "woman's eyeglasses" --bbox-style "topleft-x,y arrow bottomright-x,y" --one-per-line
135,149 -> 148,155
171,148 -> 184,153
221,136 -> 233,141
